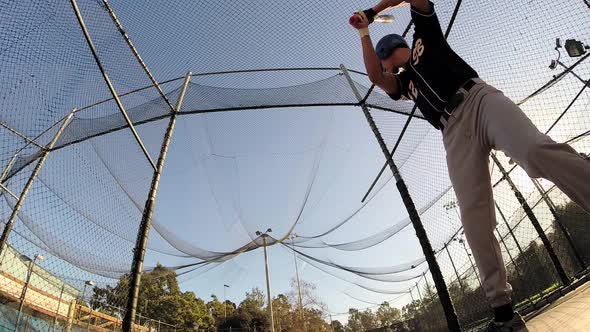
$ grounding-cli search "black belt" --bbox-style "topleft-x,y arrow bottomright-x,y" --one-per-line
440,78 -> 478,127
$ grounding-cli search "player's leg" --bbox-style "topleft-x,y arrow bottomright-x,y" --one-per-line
478,88 -> 590,214
443,100 -> 512,312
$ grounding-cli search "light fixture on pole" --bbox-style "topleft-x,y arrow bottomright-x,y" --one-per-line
81,280 -> 95,305
256,228 -> 275,332
16,254 -> 44,330
549,38 -> 589,86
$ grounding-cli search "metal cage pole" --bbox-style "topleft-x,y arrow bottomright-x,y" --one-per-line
53,284 -> 66,331
0,154 -> 18,183
0,111 -> 75,257
100,0 -> 175,113
444,243 -> 465,294
416,282 -> 424,303
495,229 -> 519,277
531,178 -> 586,269
261,235 -> 276,332
495,202 -> 525,257
340,65 -> 461,331
123,72 -> 192,332
290,235 -> 306,331
458,238 -> 483,290
69,0 -> 157,171
491,154 -> 570,285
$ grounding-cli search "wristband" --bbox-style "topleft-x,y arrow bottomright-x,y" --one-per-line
359,27 -> 369,38
363,8 -> 377,23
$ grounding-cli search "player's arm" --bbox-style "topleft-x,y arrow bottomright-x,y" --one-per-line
361,35 -> 399,95
370,1 -> 440,40
370,0 -> 431,15
349,12 -> 399,95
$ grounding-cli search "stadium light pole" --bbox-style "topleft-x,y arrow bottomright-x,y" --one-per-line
16,254 -> 44,330
223,284 -> 230,319
256,229 -> 275,332
81,280 -> 95,305
290,234 -> 305,330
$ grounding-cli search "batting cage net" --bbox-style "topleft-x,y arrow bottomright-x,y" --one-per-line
0,0 -> 589,331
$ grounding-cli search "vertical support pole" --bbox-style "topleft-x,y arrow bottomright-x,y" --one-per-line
262,235 -> 275,332
0,153 -> 18,183
24,315 -> 31,332
491,154 -> 570,285
223,285 -> 227,319
65,300 -> 75,332
495,202 -> 525,256
16,260 -> 34,330
0,111 -> 75,257
445,244 -> 465,294
459,238 -> 483,290
495,228 -> 532,305
410,288 -> 415,302
423,272 -> 433,298
340,65 -> 461,331
416,283 -> 423,302
86,311 -> 92,331
291,235 -> 305,330
531,179 -> 586,269
123,73 -> 192,332
495,229 -> 520,277
53,284 -> 66,331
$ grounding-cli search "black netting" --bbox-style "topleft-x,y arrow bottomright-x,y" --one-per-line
1,0 -> 589,331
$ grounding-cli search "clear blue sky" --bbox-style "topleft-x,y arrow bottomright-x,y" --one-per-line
1,0 -> 589,324
106,0 -> 589,320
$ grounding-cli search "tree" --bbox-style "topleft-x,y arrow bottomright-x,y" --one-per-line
91,264 -> 214,330
233,287 -> 270,331
286,278 -> 331,331
241,287 -> 266,311
347,308 -> 378,332
376,301 -> 402,327
331,319 -> 346,332
272,294 -> 293,331
554,201 -> 590,266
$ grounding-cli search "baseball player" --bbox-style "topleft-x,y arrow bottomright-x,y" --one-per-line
349,1 -> 590,331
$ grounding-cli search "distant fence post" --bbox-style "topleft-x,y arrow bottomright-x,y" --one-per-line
0,111 -> 75,258
531,179 -> 586,269
491,154 -> 570,285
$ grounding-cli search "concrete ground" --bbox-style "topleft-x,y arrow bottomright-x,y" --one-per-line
525,281 -> 590,331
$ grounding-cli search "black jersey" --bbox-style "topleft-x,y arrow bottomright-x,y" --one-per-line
388,2 -> 478,129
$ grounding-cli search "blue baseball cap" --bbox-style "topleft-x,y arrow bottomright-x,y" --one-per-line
375,34 -> 409,60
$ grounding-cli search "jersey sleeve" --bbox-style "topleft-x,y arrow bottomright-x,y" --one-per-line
387,70 -> 410,101
411,1 -> 445,42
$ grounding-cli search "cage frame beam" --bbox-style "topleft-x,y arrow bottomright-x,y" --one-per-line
122,72 -> 192,332
341,64 -> 461,332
